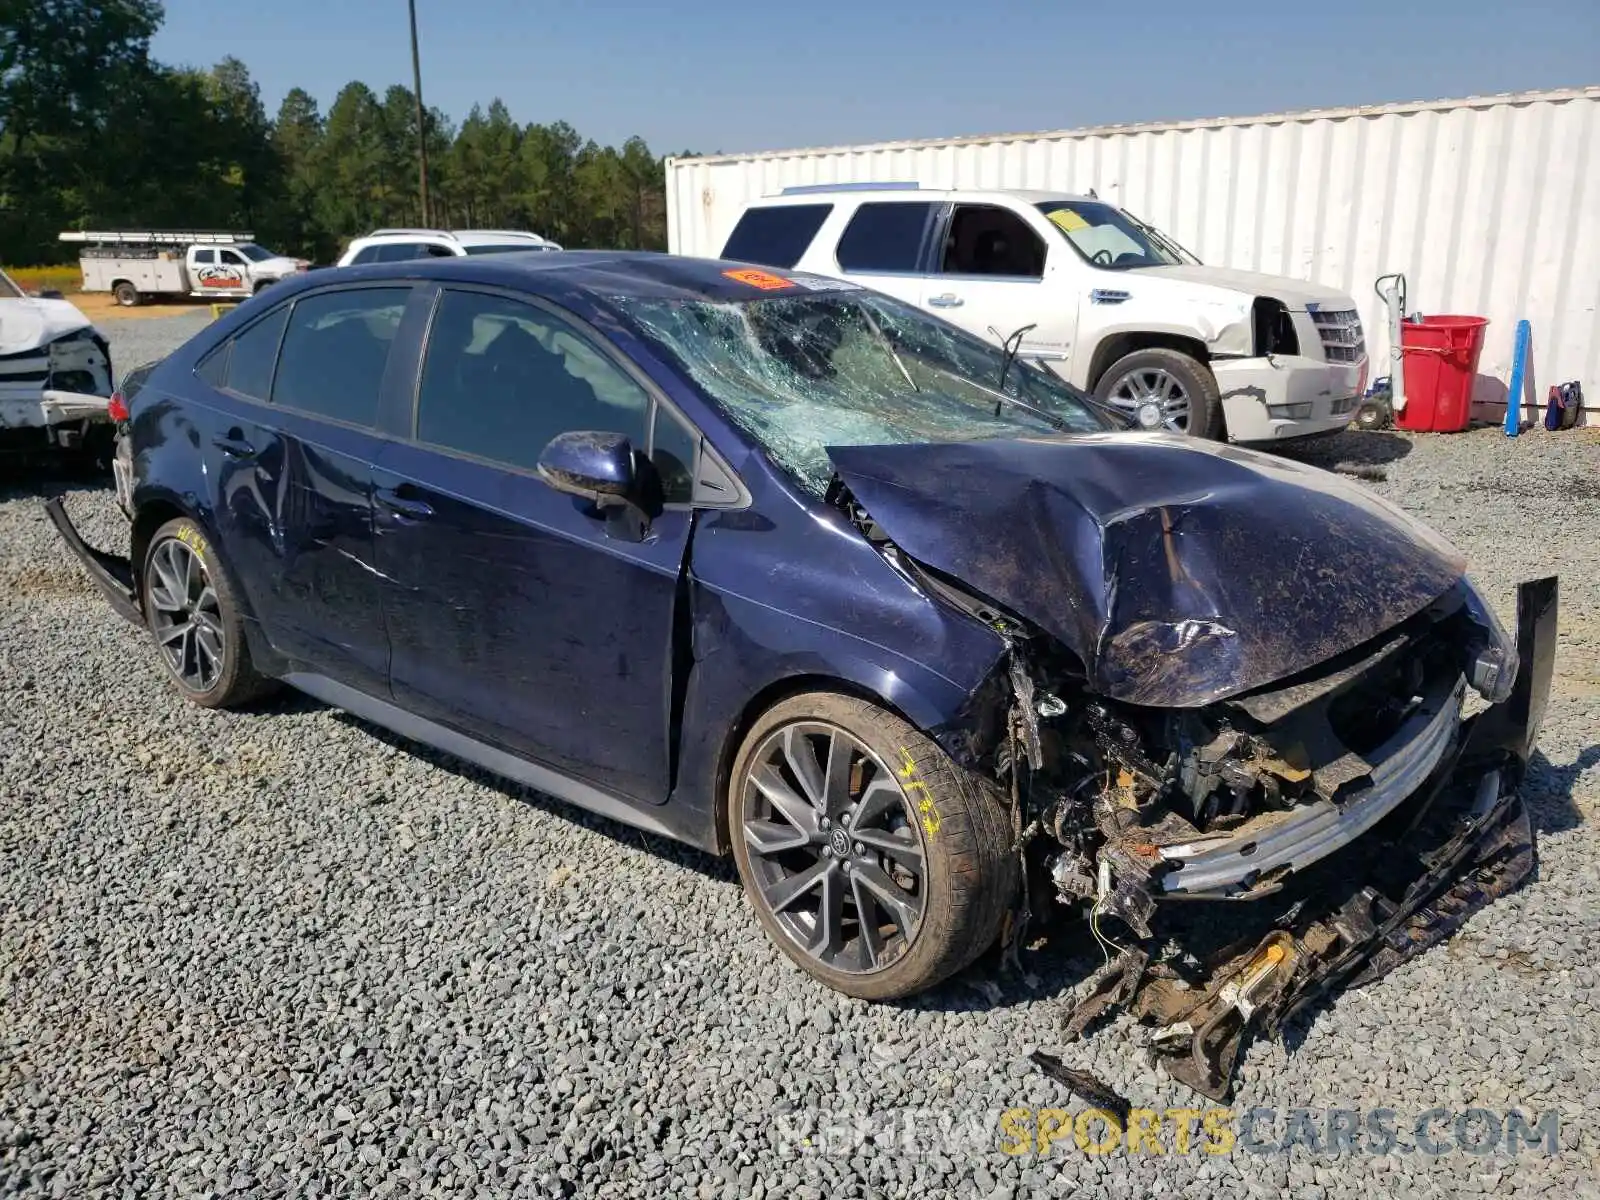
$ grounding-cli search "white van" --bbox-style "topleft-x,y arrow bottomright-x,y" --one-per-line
715,185 -> 1368,442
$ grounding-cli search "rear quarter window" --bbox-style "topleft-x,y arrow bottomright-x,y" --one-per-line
720,204 -> 832,269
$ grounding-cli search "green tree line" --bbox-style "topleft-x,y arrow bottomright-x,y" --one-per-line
1,0 -> 680,266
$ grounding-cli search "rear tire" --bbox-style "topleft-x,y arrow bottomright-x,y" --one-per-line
141,517 -> 277,709
728,691 -> 1017,1000
1095,347 -> 1224,440
113,282 -> 140,308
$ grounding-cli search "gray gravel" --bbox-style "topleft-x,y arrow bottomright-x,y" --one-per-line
3,314 -> 1598,1198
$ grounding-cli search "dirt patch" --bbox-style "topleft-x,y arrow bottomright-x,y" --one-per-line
9,565 -> 88,599
72,292 -> 232,321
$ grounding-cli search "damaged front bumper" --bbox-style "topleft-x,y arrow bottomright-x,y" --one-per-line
1055,576 -> 1557,1101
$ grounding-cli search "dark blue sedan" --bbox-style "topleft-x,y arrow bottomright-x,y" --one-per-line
50,251 -> 1555,1098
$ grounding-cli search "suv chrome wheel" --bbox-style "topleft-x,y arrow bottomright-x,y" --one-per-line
1104,366 -> 1192,431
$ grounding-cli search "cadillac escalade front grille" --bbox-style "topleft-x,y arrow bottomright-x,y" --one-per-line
1309,307 -> 1366,363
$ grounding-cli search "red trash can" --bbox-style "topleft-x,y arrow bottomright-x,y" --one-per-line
1395,315 -> 1489,432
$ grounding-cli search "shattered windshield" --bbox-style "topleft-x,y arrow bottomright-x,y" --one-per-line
614,288 -> 1106,494
1036,200 -> 1191,270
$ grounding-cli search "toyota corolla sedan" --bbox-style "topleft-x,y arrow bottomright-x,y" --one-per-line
48,251 -> 1556,1099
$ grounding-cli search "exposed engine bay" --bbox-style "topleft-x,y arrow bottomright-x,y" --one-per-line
830,467 -> 1558,1101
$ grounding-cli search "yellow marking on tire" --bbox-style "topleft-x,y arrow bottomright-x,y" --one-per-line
898,746 -> 940,837
176,525 -> 209,563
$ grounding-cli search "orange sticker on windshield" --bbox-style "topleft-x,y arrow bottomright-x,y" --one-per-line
722,267 -> 794,290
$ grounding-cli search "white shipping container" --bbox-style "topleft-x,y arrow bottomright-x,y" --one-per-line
667,87 -> 1600,416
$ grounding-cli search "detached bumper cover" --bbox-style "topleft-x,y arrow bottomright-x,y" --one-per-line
1058,576 -> 1558,1101
45,497 -> 142,625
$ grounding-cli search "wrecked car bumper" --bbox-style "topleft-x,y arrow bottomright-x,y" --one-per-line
44,496 -> 142,624
1213,354 -> 1365,443
1157,675 -> 1467,897
1058,576 -> 1557,1101
0,391 -> 114,453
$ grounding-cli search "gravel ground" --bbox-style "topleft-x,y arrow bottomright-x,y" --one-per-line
2,314 -> 1598,1198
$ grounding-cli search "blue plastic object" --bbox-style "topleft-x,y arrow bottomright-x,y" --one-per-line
1504,319 -> 1531,437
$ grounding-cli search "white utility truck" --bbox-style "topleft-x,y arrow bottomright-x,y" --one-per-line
60,231 -> 308,307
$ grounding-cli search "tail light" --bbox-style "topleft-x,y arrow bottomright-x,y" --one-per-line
107,391 -> 129,423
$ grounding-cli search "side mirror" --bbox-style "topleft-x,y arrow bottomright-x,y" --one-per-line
37,289 -> 65,300
537,430 -> 636,505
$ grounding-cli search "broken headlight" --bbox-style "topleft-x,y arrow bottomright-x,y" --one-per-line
1461,576 -> 1518,704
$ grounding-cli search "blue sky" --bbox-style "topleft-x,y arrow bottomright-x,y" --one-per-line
153,0 -> 1598,154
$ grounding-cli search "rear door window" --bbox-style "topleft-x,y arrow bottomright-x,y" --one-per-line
271,288 -> 410,427
835,202 -> 938,274
720,204 -> 832,268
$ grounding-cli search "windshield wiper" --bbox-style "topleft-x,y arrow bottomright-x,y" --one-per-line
989,323 -> 1038,395
864,308 -> 918,393
938,367 -> 1075,433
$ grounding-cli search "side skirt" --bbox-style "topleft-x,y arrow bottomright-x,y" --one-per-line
282,671 -> 690,846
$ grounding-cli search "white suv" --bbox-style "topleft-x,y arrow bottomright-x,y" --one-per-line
716,185 -> 1367,442
337,228 -> 562,267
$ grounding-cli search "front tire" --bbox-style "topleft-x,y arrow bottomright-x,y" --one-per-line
728,692 -> 1017,1000
141,517 -> 276,709
1096,347 -> 1223,439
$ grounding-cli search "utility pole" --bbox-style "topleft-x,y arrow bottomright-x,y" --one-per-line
408,0 -> 431,226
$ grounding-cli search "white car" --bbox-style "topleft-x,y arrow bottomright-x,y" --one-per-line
716,185 -> 1368,442
0,268 -> 114,460
337,228 -> 563,267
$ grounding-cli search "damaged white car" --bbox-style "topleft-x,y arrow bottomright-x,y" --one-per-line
0,269 -> 114,462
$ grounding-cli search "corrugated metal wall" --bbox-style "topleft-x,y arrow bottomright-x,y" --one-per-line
667,88 -> 1600,414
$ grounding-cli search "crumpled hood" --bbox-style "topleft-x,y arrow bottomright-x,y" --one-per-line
828,433 -> 1467,708
1136,264 -> 1353,311
0,296 -> 94,356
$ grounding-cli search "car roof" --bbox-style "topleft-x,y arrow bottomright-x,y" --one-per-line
352,228 -> 555,248
746,186 -> 1098,206
328,249 -> 841,304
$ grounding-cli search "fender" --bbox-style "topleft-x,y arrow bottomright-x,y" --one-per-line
669,576 -> 1008,854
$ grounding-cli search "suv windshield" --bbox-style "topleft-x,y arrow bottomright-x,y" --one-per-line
616,288 -> 1105,494
0,270 -> 23,299
1035,200 -> 1192,270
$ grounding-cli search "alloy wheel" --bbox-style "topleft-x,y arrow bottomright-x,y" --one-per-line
741,721 -> 927,974
1105,367 -> 1192,432
146,538 -> 225,692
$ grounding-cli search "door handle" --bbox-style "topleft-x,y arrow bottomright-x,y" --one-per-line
212,433 -> 255,458
928,293 -> 964,308
375,487 -> 434,521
